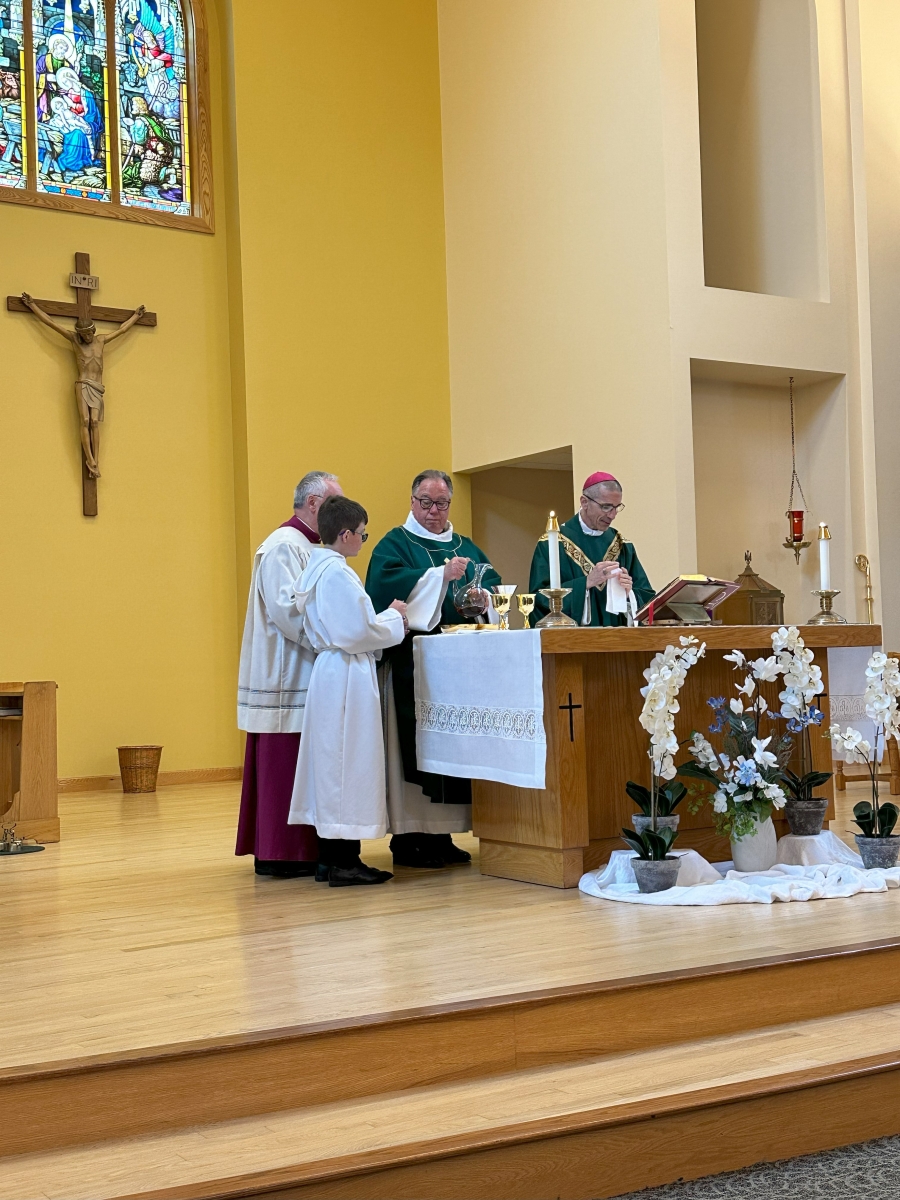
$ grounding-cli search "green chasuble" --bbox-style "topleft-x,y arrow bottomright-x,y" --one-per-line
528,515 -> 655,627
366,525 -> 501,804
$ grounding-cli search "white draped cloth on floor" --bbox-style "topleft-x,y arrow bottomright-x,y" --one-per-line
579,831 -> 900,905
413,629 -> 546,789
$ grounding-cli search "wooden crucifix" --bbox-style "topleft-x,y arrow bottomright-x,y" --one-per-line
8,253 -> 156,516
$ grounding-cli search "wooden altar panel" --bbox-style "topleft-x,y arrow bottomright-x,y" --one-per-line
473,655 -> 589,888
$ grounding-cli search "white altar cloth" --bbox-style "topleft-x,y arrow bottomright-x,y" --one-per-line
579,832 -> 900,905
413,629 -> 546,789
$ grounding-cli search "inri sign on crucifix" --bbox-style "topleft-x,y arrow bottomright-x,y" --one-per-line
7,253 -> 157,516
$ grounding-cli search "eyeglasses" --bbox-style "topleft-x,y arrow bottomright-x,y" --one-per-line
412,495 -> 451,511
342,529 -> 368,542
582,495 -> 625,516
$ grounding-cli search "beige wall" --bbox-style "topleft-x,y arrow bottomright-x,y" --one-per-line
437,0 -> 881,617
438,0 -> 680,587
696,0 -> 827,300
858,0 -> 900,648
470,467 -> 574,626
692,374 -> 853,624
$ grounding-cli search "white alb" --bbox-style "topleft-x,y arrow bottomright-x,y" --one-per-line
288,549 -> 406,839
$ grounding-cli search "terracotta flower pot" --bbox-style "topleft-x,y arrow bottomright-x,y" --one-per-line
784,798 -> 828,837
632,857 -> 681,893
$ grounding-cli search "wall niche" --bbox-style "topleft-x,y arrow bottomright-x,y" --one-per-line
695,0 -> 828,300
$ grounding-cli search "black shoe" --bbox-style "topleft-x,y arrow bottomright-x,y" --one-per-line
315,863 -> 331,883
254,858 -> 318,878
328,862 -> 393,887
433,835 -> 471,865
390,833 -> 446,869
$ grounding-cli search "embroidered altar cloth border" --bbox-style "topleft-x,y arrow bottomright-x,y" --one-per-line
413,629 -> 546,789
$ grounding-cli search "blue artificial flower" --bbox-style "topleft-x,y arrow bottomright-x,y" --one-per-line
734,757 -> 759,787
786,717 -> 803,733
808,706 -> 824,726
709,713 -> 726,733
708,696 -> 727,710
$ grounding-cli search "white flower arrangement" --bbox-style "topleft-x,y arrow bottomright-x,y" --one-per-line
639,636 -> 706,782
829,651 -> 900,838
679,627 -> 827,842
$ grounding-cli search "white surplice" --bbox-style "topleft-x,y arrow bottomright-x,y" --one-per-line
288,549 -> 405,839
380,512 -> 474,835
237,525 -> 316,733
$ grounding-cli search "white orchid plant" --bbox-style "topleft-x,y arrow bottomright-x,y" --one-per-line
829,651 -> 900,839
626,636 -> 706,860
678,626 -> 826,842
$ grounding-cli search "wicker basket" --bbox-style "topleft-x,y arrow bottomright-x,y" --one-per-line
117,745 -> 163,793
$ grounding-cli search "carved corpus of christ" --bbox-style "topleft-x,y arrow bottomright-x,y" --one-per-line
20,292 -> 145,480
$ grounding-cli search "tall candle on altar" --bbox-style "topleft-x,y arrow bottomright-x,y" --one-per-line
818,523 -> 832,591
547,512 -> 561,590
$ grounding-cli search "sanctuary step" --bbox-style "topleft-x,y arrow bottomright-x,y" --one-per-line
5,1004 -> 900,1200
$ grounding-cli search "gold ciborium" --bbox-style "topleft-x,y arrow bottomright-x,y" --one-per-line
490,585 -> 517,630
516,592 -> 536,629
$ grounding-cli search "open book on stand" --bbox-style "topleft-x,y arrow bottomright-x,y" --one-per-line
634,575 -> 740,626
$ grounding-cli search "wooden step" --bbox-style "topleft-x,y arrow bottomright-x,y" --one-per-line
5,1004 -> 900,1200
5,934 -> 900,1158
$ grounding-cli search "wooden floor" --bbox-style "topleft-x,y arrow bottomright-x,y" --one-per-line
0,781 -> 893,1071
5,782 -> 900,1200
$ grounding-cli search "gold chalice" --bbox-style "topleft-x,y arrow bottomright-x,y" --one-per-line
516,592 -> 536,629
490,585 -> 517,631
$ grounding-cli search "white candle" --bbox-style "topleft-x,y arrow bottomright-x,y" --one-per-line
547,512 -> 561,590
818,523 -> 831,591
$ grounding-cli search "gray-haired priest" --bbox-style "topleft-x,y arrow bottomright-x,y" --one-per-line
366,469 -> 501,869
235,470 -> 343,876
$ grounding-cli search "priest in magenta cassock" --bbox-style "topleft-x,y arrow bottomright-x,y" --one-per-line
366,470 -> 501,869
529,472 -> 655,626
235,470 -> 342,876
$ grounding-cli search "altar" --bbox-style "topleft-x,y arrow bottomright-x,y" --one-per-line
416,625 -> 881,889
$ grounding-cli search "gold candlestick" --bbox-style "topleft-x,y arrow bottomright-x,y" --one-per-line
536,588 -> 577,627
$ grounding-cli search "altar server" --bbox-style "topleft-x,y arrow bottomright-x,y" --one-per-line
235,471 -> 342,877
529,472 -> 654,627
289,497 -> 408,887
366,470 -> 501,869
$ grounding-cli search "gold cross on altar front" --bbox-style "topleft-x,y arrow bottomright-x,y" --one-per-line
7,253 -> 157,517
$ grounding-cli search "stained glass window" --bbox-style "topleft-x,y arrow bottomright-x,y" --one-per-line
114,0 -> 190,215
32,0 -> 110,201
0,0 -> 26,188
0,0 -> 205,224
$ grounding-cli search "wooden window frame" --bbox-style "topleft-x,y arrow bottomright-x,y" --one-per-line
0,0 -> 213,233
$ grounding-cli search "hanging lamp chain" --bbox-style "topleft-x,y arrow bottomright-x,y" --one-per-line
787,376 -> 809,513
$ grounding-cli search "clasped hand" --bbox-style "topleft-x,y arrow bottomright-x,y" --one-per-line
389,599 -> 410,634
587,563 -> 633,593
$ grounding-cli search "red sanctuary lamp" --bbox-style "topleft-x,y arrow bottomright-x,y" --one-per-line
783,377 -> 811,565
784,509 -> 811,564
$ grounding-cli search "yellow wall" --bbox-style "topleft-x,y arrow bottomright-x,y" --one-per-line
1,0 -> 457,777
0,2 -> 238,779
226,0 -> 459,585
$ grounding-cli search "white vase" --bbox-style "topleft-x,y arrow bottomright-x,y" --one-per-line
730,815 -> 778,872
